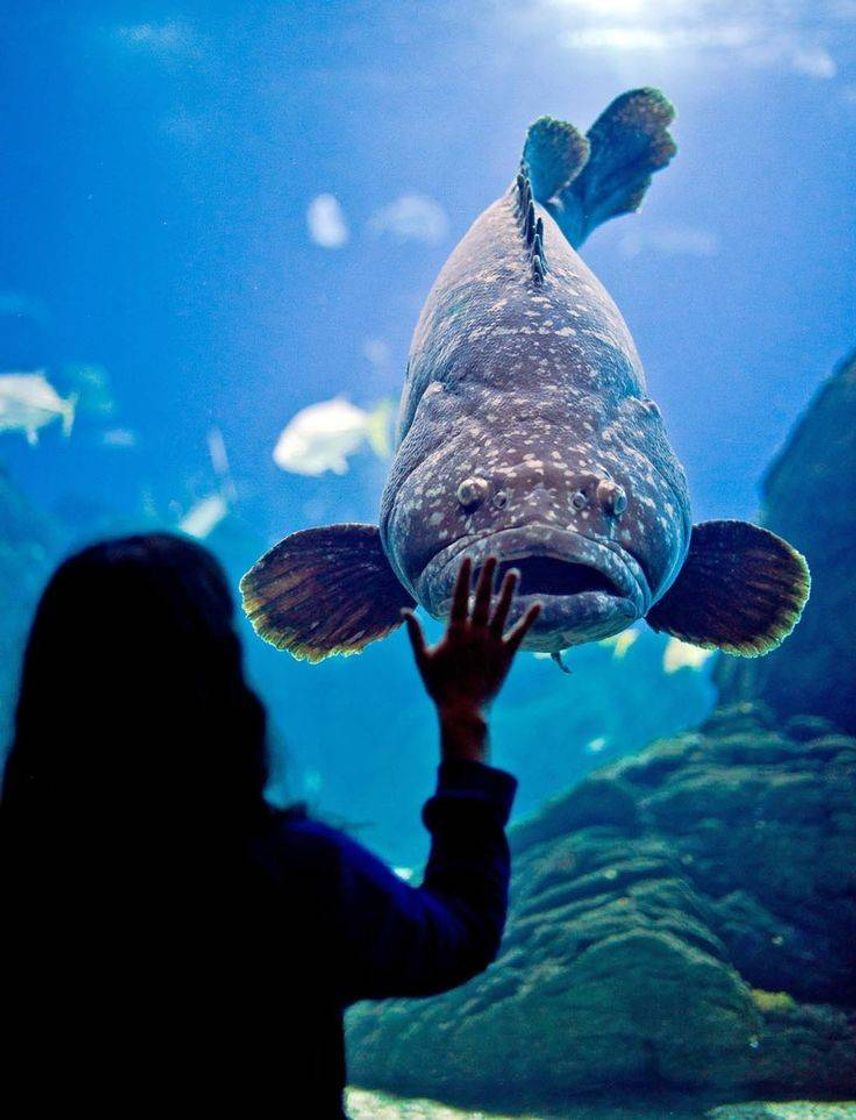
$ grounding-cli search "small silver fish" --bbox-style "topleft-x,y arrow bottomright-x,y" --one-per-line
242,89 -> 809,665
0,371 -> 76,445
273,396 -> 393,477
180,494 -> 229,540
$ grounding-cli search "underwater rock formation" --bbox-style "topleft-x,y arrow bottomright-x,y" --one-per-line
346,1091 -> 856,1120
715,351 -> 856,735
347,702 -> 856,1106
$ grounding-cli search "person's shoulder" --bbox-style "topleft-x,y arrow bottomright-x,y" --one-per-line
254,804 -> 358,878
246,807 -> 364,951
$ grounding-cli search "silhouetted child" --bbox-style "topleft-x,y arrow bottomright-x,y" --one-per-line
1,533 -> 539,1117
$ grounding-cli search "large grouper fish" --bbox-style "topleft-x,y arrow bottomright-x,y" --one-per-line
242,88 -> 810,669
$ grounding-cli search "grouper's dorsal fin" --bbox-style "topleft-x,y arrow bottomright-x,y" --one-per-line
523,116 -> 590,203
514,171 -> 549,285
538,88 -> 677,250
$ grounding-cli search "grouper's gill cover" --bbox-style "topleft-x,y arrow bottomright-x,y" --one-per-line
241,88 -> 810,665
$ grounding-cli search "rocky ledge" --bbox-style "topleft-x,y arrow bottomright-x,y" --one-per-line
715,350 -> 856,735
347,703 -> 856,1108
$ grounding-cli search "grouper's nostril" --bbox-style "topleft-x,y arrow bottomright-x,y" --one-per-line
596,479 -> 627,517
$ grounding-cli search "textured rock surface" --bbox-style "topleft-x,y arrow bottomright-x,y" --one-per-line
715,351 -> 856,734
707,1106 -> 856,1120
347,703 -> 856,1106
345,1095 -> 856,1120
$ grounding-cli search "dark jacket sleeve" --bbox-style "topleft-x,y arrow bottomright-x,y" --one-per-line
334,758 -> 517,1005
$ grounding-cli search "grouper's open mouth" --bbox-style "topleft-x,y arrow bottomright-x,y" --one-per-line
416,525 -> 651,652
492,554 -> 621,596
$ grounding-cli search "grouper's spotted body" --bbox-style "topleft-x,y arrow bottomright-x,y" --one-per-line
381,177 -> 691,652
243,89 -> 809,665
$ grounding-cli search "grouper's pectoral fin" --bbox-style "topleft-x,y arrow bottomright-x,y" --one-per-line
541,87 -> 676,249
645,520 -> 810,657
240,524 -> 415,663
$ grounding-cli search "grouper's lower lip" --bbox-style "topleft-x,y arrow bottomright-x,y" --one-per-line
417,526 -> 650,651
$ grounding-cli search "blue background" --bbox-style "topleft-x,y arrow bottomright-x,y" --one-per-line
1,0 -> 853,866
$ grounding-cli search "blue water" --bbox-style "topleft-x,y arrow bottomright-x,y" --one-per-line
0,7 -> 854,1109
3,0 -> 854,842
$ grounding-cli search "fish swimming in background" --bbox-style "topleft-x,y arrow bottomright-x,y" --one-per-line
273,395 -> 394,476
180,493 -> 230,540
207,425 -> 237,501
179,426 -> 237,539
242,88 -> 810,667
0,371 -> 76,445
64,362 -> 115,419
662,636 -> 716,674
100,427 -> 139,449
600,629 -> 640,660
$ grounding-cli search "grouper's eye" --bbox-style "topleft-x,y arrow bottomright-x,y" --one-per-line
456,476 -> 488,508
